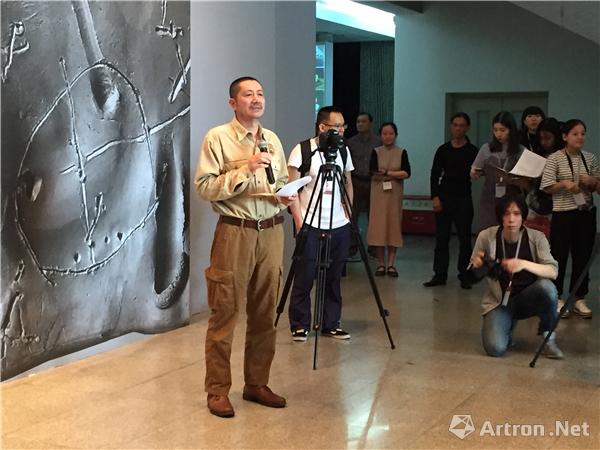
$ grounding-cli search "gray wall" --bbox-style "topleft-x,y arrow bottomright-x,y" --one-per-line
190,1 -> 316,313
1,1 -> 190,379
394,1 -> 600,197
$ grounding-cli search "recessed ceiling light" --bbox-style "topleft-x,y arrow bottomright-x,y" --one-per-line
316,0 -> 396,38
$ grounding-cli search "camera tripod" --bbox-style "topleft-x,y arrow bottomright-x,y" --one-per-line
274,158 -> 395,369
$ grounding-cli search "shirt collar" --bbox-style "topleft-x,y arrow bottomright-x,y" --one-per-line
230,117 -> 263,143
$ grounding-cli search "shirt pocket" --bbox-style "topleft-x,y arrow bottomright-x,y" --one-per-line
222,158 -> 247,174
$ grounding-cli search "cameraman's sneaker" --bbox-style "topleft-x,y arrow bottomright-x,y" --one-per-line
291,329 -> 308,342
541,331 -> 564,359
573,299 -> 592,319
557,299 -> 570,318
322,328 -> 351,340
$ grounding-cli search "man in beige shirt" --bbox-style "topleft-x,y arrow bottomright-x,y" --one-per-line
195,77 -> 296,418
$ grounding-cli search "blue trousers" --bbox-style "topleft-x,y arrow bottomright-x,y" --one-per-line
289,224 -> 351,332
481,278 -> 558,357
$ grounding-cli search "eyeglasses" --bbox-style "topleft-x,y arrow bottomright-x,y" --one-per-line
323,123 -> 348,130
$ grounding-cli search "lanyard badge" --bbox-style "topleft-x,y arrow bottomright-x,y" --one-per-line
500,230 -> 523,306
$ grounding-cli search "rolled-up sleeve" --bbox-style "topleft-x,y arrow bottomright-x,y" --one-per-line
532,231 -> 558,278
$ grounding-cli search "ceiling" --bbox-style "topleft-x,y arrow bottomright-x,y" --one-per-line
316,18 -> 394,43
316,1 -> 600,46
512,1 -> 600,45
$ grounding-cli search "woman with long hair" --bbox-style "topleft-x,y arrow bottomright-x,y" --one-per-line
471,111 -> 525,230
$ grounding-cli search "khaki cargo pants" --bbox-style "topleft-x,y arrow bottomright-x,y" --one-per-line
204,220 -> 284,395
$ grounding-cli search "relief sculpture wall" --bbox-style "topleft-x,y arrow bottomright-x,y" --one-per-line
1,0 -> 191,379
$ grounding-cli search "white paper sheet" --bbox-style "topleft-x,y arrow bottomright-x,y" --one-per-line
275,176 -> 312,197
508,150 -> 548,178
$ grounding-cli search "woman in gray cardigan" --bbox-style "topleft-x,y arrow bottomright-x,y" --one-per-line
469,194 -> 563,359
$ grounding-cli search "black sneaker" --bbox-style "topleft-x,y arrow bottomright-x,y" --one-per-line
291,329 -> 308,342
322,328 -> 351,340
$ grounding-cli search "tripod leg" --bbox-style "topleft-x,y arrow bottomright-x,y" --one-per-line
312,231 -> 331,370
334,168 -> 396,349
274,228 -> 311,327
530,237 -> 599,367
274,259 -> 296,327
274,169 -> 327,327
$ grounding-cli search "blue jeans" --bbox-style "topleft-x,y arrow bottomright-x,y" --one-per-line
289,224 -> 351,332
481,278 -> 558,357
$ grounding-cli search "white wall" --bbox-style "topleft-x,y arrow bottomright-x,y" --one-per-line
394,1 -> 600,197
190,2 -> 316,313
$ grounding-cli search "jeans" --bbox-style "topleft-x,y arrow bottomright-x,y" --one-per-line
481,278 -> 558,357
289,224 -> 351,332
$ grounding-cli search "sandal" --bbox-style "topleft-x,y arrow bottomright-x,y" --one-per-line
375,265 -> 386,276
387,266 -> 398,277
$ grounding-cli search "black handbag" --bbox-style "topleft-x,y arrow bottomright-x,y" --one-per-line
527,189 -> 553,216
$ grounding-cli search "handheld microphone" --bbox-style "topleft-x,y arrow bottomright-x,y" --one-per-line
258,140 -> 276,184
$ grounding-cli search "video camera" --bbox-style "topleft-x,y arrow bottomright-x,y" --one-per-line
466,256 -> 505,284
318,129 -> 345,163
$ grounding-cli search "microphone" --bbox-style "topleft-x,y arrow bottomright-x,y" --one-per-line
258,140 -> 276,184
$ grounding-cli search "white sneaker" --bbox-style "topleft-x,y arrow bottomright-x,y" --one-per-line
572,299 -> 592,318
291,329 -> 308,342
557,299 -> 570,318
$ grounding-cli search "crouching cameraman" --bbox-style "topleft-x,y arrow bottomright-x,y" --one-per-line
468,194 -> 564,359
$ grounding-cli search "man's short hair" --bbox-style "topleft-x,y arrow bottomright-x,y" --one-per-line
357,112 -> 373,122
316,106 -> 344,126
229,76 -> 260,98
495,193 -> 529,225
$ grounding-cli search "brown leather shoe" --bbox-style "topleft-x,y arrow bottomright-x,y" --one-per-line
207,394 -> 235,418
242,385 -> 286,408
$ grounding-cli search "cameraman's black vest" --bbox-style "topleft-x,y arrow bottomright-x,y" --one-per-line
298,139 -> 348,178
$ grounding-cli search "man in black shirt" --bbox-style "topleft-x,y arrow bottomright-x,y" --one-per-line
424,113 -> 478,289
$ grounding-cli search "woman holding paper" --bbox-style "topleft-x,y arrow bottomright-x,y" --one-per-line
540,119 -> 600,318
471,111 -> 525,231
367,122 -> 411,277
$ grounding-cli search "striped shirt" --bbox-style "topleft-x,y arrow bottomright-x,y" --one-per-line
540,150 -> 600,211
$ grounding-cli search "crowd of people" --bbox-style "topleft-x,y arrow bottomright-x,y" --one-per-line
195,76 -> 598,418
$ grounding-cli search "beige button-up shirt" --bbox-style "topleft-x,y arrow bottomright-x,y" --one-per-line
195,118 -> 288,220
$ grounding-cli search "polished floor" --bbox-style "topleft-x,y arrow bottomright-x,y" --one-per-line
2,235 -> 599,449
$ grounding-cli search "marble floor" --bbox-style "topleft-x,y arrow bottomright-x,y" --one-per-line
2,235 -> 599,449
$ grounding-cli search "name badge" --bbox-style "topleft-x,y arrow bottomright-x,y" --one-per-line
501,288 -> 511,307
573,192 -> 587,207
324,180 -> 333,195
382,181 -> 392,191
495,183 -> 506,198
